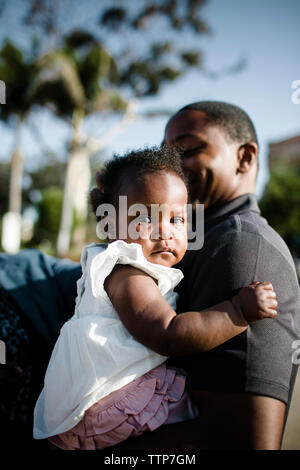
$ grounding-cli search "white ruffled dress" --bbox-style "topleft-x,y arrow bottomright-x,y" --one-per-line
33,240 -> 198,450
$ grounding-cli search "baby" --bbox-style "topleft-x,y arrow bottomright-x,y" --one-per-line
33,146 -> 277,450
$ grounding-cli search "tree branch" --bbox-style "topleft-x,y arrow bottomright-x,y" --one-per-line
83,98 -> 139,154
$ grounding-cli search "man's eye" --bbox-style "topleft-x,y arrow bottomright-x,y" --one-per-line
181,145 -> 205,159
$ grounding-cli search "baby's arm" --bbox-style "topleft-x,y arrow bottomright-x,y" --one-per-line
104,266 -> 277,356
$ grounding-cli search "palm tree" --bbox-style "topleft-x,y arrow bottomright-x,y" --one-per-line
0,40 -> 38,253
32,30 -> 135,256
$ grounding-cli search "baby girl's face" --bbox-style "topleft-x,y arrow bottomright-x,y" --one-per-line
117,171 -> 188,267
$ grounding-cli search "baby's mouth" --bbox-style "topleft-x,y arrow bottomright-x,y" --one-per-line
152,247 -> 176,256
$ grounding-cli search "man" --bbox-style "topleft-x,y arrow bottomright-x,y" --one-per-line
1,101 -> 299,450
117,101 -> 300,450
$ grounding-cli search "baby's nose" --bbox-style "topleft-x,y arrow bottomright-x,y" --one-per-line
158,221 -> 173,240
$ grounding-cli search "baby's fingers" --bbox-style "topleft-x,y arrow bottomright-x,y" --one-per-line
269,298 -> 278,309
261,296 -> 278,312
263,297 -> 278,315
264,308 -> 278,318
256,283 -> 277,300
260,281 -> 274,291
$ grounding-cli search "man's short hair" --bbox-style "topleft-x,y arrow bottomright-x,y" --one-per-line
178,101 -> 259,149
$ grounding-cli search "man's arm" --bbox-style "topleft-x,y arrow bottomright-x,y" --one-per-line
0,249 -> 81,347
116,230 -> 299,450
177,230 -> 299,449
114,390 -> 286,450
191,390 -> 286,449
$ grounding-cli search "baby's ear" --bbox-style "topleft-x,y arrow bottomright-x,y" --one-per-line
95,171 -> 105,192
237,142 -> 258,174
90,187 -> 105,215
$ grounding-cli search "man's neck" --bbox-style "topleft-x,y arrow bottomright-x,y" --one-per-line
203,193 -> 260,231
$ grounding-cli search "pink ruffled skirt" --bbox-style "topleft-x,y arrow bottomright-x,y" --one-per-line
49,363 -> 198,450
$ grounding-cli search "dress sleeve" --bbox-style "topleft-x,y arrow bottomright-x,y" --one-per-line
90,240 -> 183,300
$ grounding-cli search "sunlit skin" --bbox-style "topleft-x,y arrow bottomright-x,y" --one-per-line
104,167 -> 282,450
112,171 -> 188,268
164,109 -> 258,209
131,108 -> 287,451
102,142 -> 283,450
104,170 -> 277,360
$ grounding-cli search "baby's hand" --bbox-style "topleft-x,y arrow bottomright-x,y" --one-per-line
232,281 -> 278,324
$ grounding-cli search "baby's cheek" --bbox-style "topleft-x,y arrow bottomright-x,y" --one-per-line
174,225 -> 188,242
127,223 -> 149,241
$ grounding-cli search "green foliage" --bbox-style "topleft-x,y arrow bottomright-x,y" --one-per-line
101,7 -> 126,29
29,183 -> 79,252
260,163 -> 300,253
32,34 -> 125,118
0,0 -> 213,253
181,51 -> 201,65
27,161 -> 66,192
33,187 -> 63,244
1,1 -> 211,120
25,0 -> 209,105
0,40 -> 38,121
0,162 -> 10,216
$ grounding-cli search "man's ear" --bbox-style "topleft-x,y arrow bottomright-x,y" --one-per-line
237,142 -> 258,174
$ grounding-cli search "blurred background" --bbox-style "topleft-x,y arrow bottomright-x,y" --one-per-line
0,0 -> 299,267
0,0 -> 299,450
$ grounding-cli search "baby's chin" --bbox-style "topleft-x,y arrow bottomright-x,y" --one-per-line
146,251 -> 178,268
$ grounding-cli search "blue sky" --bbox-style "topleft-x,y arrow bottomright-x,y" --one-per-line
0,0 -> 299,198
107,0 -> 300,197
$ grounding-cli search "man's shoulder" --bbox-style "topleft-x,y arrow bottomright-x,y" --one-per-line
203,210 -> 295,271
208,210 -> 270,237
208,210 -> 285,248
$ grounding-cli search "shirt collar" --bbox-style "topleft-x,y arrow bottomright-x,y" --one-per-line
204,193 -> 260,232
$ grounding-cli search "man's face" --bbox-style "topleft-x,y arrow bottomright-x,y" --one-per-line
164,109 -> 241,209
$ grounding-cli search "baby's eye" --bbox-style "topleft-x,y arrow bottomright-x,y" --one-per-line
171,216 -> 185,225
136,214 -> 151,224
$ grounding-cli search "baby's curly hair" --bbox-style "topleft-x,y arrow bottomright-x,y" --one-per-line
90,145 -> 188,216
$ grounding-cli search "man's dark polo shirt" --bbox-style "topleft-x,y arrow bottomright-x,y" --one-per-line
174,193 -> 300,408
